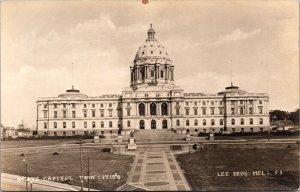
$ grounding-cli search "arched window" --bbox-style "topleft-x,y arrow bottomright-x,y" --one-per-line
139,103 -> 145,116
161,103 -> 168,116
194,119 -> 198,126
63,122 -> 66,128
44,122 -> 47,129
250,118 -> 253,125
150,69 -> 155,77
84,122 -> 87,128
176,119 -> 180,126
92,121 -> 96,128
241,118 -> 244,125
140,69 -> 145,80
162,119 -> 167,129
220,119 -> 223,125
160,70 -> 164,78
186,119 -> 190,126
259,118 -> 263,125
53,122 -> 57,129
150,103 -> 156,115
109,121 -> 112,128
151,120 -> 156,129
170,70 -> 174,81
231,119 -> 235,125
240,107 -> 244,115
127,120 -> 131,127
131,71 -> 134,82
101,121 -> 104,128
72,122 -> 75,128
203,119 -> 206,126
140,120 -> 145,129
211,119 -> 215,126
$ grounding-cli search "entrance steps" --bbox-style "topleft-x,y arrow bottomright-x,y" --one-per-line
133,129 -> 185,142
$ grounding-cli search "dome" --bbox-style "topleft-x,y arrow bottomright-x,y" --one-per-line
134,24 -> 172,64
58,86 -> 88,98
218,83 -> 248,95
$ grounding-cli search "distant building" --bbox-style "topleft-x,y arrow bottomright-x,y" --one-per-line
1,125 -> 17,139
36,25 -> 270,137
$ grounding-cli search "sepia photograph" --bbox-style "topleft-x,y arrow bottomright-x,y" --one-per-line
1,0 -> 299,191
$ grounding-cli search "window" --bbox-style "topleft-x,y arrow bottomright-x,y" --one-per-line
220,119 -> 223,125
63,131 -> 66,136
232,128 -> 235,132
72,103 -> 75,108
63,104 -> 66,108
72,122 -> 75,128
231,118 -> 235,125
63,122 -> 66,128
109,110 -> 112,117
250,118 -> 253,125
195,129 -> 198,132
72,131 -> 75,135
259,118 -> 263,125
231,108 -> 235,115
92,103 -> 95,108
161,103 -> 168,116
176,119 -> 180,126
219,108 -> 223,115
210,108 -> 215,115
54,122 -> 57,129
259,100 -> 263,104
194,108 -> 198,115
185,109 -> 189,115
109,103 -> 112,107
139,103 -> 145,116
44,132 -> 47,136
84,104 -> 87,108
63,111 -> 67,118
109,121 -> 112,128
241,128 -> 245,132
72,111 -> 76,118
194,102 -> 197,106
250,128 -> 254,132
249,107 -> 253,114
92,111 -> 96,117
186,102 -> 189,106
100,103 -> 103,108
127,120 -> 131,127
101,121 -> 104,128
54,111 -> 58,118
219,101 -> 223,105
176,108 -> 180,115
54,132 -> 57,136
258,107 -> 263,114
194,119 -> 198,126
92,121 -> 96,128
260,127 -> 263,132
44,122 -> 47,129
54,104 -> 57,108
202,108 -> 206,115
150,103 -> 157,115
203,119 -> 206,126
211,119 -> 215,126
241,118 -> 244,125
84,111 -> 87,117
100,110 -> 104,117
202,101 -> 206,106
127,109 -> 131,116
160,70 -> 164,78
211,101 -> 214,105
44,104 -> 47,108
240,108 -> 244,115
186,120 -> 190,126
150,69 -> 154,77
84,122 -> 87,128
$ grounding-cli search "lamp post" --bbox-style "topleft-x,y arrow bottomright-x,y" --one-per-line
79,139 -> 84,191
22,158 -> 28,192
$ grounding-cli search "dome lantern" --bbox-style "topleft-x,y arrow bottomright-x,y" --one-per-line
147,24 -> 156,41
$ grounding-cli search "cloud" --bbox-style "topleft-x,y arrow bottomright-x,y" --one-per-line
214,28 -> 261,47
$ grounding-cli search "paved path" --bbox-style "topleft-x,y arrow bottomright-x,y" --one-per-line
127,147 -> 191,191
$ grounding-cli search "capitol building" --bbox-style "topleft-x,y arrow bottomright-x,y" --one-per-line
36,25 -> 270,137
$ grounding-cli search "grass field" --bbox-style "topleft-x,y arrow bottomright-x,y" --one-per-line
177,143 -> 299,191
1,146 -> 133,191
0,139 -> 81,149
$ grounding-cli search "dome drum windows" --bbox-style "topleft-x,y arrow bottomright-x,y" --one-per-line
139,103 -> 145,116
150,103 -> 157,115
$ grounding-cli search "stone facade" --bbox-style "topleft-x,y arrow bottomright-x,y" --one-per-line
36,25 -> 269,137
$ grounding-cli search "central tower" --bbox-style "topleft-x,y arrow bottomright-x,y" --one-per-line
130,24 -> 175,90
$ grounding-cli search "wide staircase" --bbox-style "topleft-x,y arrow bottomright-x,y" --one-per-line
133,129 -> 185,142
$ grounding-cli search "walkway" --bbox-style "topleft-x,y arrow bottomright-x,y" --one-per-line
127,147 -> 191,191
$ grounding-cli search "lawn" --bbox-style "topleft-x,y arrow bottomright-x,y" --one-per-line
1,147 -> 134,191
1,139 -> 80,149
176,143 -> 299,191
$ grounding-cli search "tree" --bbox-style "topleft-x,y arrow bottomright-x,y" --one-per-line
289,109 -> 299,125
269,110 -> 289,121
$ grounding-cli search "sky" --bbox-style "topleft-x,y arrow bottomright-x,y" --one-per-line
1,0 -> 299,128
